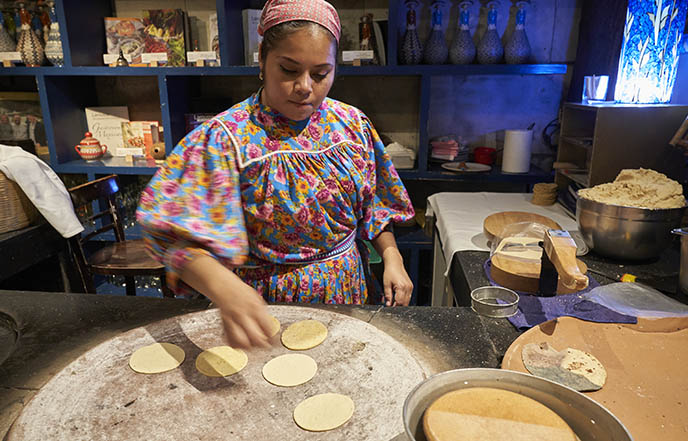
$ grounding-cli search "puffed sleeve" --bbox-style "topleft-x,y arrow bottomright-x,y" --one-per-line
136,119 -> 248,294
356,112 -> 415,240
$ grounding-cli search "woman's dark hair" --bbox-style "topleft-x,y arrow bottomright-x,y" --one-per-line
260,20 -> 339,71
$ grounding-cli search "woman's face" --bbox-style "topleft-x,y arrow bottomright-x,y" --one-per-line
259,26 -> 336,121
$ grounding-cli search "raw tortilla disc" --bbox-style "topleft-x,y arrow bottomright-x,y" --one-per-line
522,342 -> 607,391
422,387 -> 577,441
267,315 -> 281,337
281,319 -> 328,350
293,393 -> 354,432
129,342 -> 185,374
262,353 -> 317,387
195,346 -> 248,377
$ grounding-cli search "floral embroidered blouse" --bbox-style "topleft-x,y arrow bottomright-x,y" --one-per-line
136,90 -> 414,304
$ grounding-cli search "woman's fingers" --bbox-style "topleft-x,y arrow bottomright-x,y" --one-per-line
392,281 -> 413,306
383,283 -> 394,306
221,313 -> 253,349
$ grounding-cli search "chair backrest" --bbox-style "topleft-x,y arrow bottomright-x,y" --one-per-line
69,174 -> 126,244
67,175 -> 125,293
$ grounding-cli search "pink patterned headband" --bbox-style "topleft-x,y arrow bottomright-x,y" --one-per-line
258,0 -> 341,42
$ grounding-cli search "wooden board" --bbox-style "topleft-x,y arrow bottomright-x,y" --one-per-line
7,306 -> 427,441
502,316 -> 688,441
483,211 -> 562,243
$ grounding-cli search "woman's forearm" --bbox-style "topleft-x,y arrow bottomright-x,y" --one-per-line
371,230 -> 404,266
179,254 -> 247,307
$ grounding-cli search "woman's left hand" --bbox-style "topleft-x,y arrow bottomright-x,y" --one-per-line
382,258 -> 413,306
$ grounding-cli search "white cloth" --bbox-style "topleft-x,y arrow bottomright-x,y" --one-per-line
426,192 -> 578,274
0,144 -> 84,238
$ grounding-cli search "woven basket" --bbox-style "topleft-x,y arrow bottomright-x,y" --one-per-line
0,171 -> 39,234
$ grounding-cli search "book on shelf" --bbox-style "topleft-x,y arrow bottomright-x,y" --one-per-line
242,9 -> 262,66
141,9 -> 187,67
208,12 -> 220,66
103,17 -> 145,65
84,106 -> 130,156
184,113 -> 216,134
121,121 -> 160,157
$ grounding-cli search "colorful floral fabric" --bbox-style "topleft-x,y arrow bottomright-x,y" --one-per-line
136,90 -> 414,304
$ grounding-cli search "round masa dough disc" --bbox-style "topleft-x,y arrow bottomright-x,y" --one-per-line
281,319 -> 328,350
267,315 -> 281,337
293,393 -> 354,432
129,342 -> 185,374
262,353 -> 317,387
195,346 -> 248,377
423,387 -> 577,441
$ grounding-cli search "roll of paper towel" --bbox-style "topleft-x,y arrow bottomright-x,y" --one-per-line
502,129 -> 533,173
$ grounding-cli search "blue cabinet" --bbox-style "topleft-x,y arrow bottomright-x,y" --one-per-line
1,0 -> 565,179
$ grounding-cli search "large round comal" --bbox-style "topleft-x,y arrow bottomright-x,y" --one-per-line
403,368 -> 632,441
576,197 -> 686,261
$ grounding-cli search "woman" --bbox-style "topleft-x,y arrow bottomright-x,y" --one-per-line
137,0 -> 415,349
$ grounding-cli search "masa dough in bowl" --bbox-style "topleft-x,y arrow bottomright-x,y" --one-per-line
578,168 -> 686,209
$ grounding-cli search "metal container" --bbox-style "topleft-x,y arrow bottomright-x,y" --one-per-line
470,286 -> 519,318
672,227 -> 688,295
576,197 -> 685,260
403,368 -> 633,441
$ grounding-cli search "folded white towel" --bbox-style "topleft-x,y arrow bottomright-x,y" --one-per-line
0,144 -> 84,238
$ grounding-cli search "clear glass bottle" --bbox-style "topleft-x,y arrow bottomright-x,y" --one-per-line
399,0 -> 423,65
423,0 -> 448,64
449,1 -> 476,64
477,1 -> 503,64
505,1 -> 531,64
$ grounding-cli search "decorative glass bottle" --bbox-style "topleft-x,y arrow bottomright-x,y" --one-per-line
44,0 -> 63,66
477,1 -> 503,64
16,2 -> 45,67
505,1 -> 531,64
399,0 -> 423,65
423,0 -> 448,64
0,11 -> 16,53
449,1 -> 476,64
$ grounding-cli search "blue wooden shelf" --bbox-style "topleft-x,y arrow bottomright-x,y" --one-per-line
0,63 -> 567,77
398,164 -> 554,183
53,158 -> 159,175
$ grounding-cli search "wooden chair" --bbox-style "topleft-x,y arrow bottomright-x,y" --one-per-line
67,175 -> 173,297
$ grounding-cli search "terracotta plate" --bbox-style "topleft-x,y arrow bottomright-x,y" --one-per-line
502,316 -> 688,441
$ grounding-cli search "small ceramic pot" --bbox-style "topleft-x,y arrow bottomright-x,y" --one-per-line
473,147 -> 496,165
75,132 -> 107,161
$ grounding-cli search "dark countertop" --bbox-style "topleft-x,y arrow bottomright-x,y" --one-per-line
450,247 -> 688,306
0,290 -> 520,438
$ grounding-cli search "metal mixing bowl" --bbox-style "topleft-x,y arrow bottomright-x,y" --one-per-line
403,368 -> 632,441
577,196 -> 685,261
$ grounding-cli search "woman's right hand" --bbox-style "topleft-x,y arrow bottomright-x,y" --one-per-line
214,284 -> 274,349
180,253 -> 275,349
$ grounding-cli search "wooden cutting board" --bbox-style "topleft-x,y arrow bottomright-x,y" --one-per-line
483,211 -> 562,243
7,306 -> 427,441
502,316 -> 688,441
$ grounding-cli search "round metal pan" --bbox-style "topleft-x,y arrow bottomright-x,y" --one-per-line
403,368 -> 633,441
